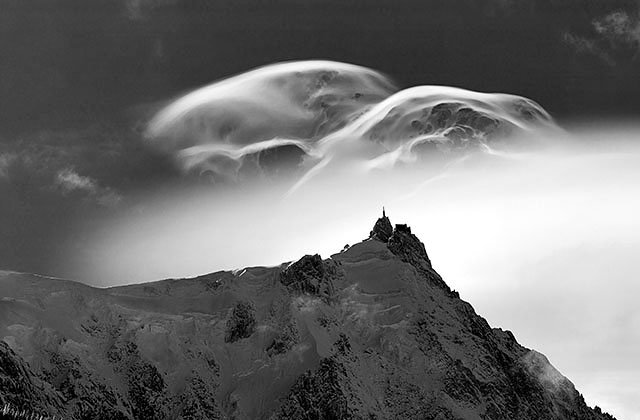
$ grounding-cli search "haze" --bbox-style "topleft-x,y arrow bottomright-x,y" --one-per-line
65,124 -> 639,420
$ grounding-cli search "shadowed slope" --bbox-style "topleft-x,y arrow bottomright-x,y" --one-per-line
0,214 -> 615,419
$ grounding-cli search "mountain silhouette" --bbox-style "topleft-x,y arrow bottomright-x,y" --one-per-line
0,212 -> 616,419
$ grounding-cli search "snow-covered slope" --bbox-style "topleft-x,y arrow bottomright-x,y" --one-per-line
0,215 -> 616,419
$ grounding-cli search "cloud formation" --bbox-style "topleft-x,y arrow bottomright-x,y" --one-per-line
147,61 -> 396,181
55,168 -> 123,207
562,32 -> 615,66
147,61 -> 556,186
563,8 -> 640,65
593,11 -> 640,50
55,168 -> 98,194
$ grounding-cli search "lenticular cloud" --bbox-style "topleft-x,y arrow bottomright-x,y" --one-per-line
146,60 -> 557,183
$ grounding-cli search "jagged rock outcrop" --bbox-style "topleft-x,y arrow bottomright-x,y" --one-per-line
272,358 -> 352,420
386,224 -> 431,268
370,212 -> 452,292
0,214 -> 617,420
266,323 -> 298,357
369,210 -> 432,269
224,301 -> 257,343
369,209 -> 393,242
0,341 -> 65,417
279,254 -> 337,299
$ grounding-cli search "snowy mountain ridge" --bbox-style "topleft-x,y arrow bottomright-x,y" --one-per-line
0,212 -> 616,419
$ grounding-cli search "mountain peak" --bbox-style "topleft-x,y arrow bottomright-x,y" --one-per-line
369,209 -> 432,270
0,212 -> 617,420
369,207 -> 393,242
388,222 -> 432,269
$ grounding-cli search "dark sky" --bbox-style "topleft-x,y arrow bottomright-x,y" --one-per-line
1,0 -> 639,133
1,0 -> 640,279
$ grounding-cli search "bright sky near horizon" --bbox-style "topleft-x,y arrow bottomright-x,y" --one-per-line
80,128 -> 640,420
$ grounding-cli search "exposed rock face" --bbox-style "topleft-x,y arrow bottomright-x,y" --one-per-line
373,216 -> 452,293
0,341 -> 64,417
387,223 -> 431,268
369,210 -> 393,242
266,323 -> 298,357
279,254 -> 337,299
224,301 -> 257,343
0,215 -> 616,420
272,358 -> 352,420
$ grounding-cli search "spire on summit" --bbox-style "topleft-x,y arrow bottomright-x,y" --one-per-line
370,208 -> 393,242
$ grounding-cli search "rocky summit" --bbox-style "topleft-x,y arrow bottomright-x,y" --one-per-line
0,213 -> 616,420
